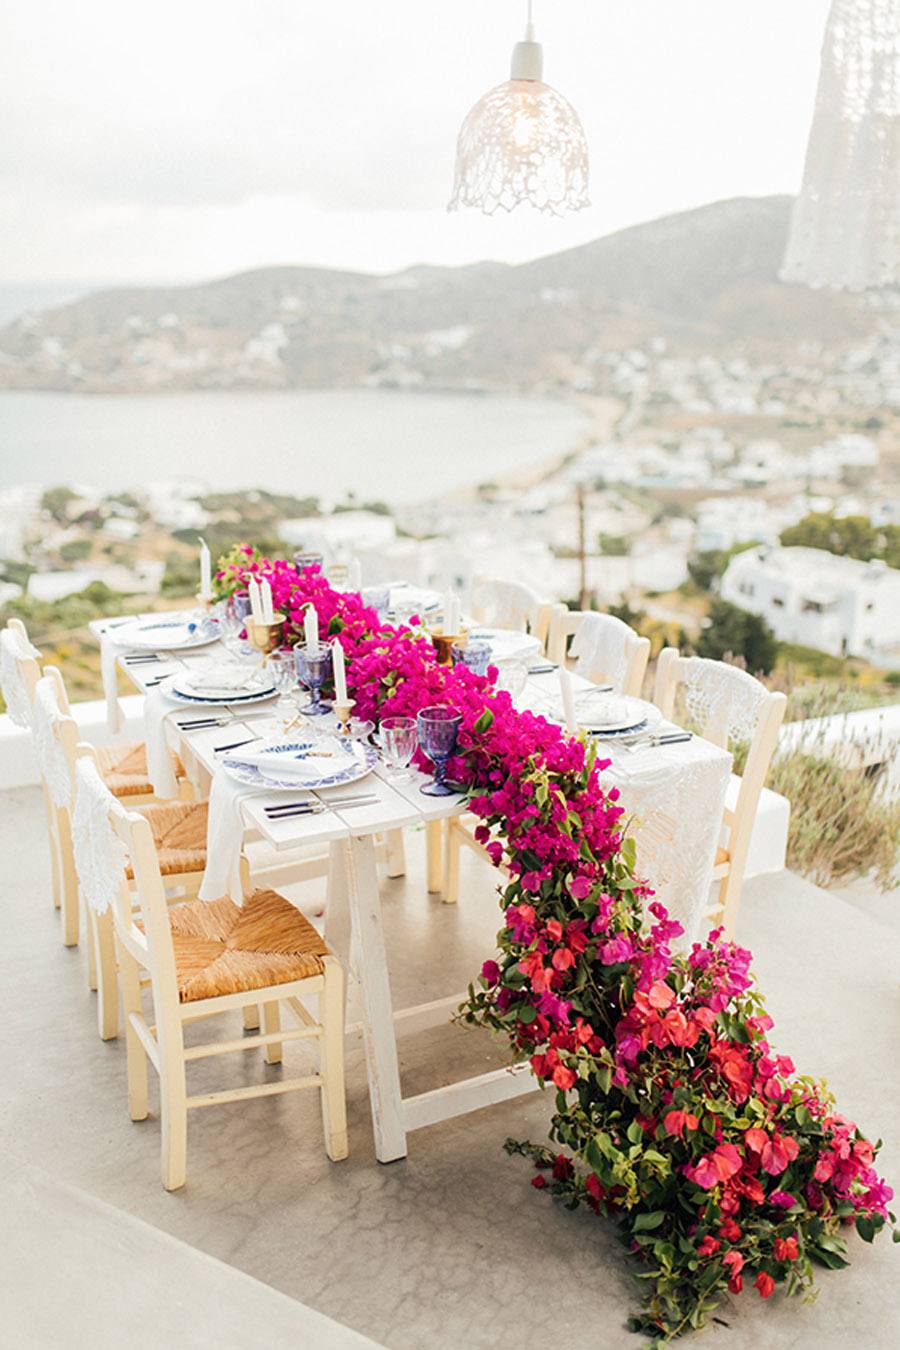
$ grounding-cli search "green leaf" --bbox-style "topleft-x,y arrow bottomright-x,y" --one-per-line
632,1210 -> 666,1233
473,708 -> 494,735
627,1121 -> 644,1145
856,1215 -> 876,1244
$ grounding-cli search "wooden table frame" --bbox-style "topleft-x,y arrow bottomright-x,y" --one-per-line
91,619 -> 539,1162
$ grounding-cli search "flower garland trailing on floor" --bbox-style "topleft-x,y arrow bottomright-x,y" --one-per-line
216,548 -> 895,1345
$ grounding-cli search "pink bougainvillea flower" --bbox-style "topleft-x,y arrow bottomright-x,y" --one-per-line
769,1191 -> 798,1209
754,1271 -> 776,1299
773,1236 -> 799,1262
481,959 -> 501,986
663,1108 -> 699,1138
697,1236 -> 720,1257
685,1143 -> 742,1190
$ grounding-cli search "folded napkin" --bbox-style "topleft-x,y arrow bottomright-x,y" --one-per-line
240,744 -> 345,783
186,665 -> 266,694
143,681 -> 181,798
197,769 -> 255,902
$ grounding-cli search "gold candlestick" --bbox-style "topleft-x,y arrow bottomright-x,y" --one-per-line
333,699 -> 356,735
195,592 -> 216,611
430,626 -> 468,666
246,616 -> 286,664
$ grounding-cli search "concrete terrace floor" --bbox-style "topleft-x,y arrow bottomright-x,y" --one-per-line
1,784 -> 898,1350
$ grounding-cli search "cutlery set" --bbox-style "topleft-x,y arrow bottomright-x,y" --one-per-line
263,793 -> 379,820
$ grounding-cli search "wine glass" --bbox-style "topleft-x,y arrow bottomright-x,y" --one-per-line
380,716 -> 417,781
361,586 -> 391,623
452,639 -> 492,677
416,705 -> 462,797
294,642 -> 333,716
495,657 -> 528,702
268,650 -> 299,722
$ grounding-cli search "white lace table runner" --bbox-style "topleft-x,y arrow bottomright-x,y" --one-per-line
602,732 -> 732,947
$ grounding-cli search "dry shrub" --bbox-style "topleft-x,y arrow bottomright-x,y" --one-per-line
768,724 -> 898,890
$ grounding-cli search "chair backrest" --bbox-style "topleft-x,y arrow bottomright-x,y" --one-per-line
33,671 -> 79,809
72,744 -> 179,1005
471,577 -> 553,649
1,620 -> 42,727
548,606 -> 651,697
653,649 -> 787,885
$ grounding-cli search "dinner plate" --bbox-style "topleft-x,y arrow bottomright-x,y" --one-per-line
172,665 -> 275,702
388,583 -> 441,616
114,613 -> 219,650
166,683 -> 277,708
222,736 -> 376,791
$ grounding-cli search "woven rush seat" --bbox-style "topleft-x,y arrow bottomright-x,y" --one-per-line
125,800 -> 209,879
96,740 -> 185,798
167,888 -> 329,1002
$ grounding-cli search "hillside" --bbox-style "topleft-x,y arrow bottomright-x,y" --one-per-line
0,196 -> 873,395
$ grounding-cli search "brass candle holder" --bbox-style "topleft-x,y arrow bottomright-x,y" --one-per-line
195,592 -> 216,611
333,699 -> 356,736
246,616 -> 286,664
430,626 -> 468,666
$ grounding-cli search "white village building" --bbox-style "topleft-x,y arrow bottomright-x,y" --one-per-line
720,546 -> 900,666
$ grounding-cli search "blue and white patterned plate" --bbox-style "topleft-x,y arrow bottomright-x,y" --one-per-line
222,736 -> 377,791
115,613 -> 219,650
589,718 -> 650,740
166,683 -> 277,707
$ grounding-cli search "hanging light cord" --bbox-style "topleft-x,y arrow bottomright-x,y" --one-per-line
525,0 -> 535,41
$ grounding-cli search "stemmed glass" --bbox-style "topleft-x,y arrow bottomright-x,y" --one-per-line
361,586 -> 391,623
416,705 -> 462,797
220,592 -> 253,657
380,716 -> 417,781
294,642 -> 333,717
268,650 -> 299,723
453,639 -> 492,677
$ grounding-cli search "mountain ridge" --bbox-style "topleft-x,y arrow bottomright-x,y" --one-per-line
0,196 -> 873,394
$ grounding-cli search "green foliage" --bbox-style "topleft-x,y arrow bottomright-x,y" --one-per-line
697,599 -> 778,675
687,542 -> 757,593
59,538 -> 93,564
780,512 -> 900,569
0,558 -> 34,589
598,533 -> 630,556
40,485 -> 80,523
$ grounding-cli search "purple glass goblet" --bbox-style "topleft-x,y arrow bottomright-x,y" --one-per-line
294,642 -> 333,716
417,704 -> 462,797
452,639 -> 492,677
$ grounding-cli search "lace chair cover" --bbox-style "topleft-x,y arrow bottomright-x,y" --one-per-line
570,613 -> 629,691
72,758 -> 128,915
679,657 -> 769,745
474,579 -> 539,631
0,628 -> 40,729
32,680 -> 70,808
608,749 -> 732,947
781,0 -> 900,290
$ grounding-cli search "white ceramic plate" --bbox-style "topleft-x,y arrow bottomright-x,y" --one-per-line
581,696 -> 661,735
172,665 -> 274,702
388,584 -> 441,616
222,736 -> 376,791
115,613 -> 219,650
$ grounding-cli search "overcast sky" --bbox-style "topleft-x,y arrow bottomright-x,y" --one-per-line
0,0 -> 831,285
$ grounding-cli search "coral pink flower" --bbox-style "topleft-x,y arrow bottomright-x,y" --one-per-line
755,1271 -> 775,1299
663,1108 -> 699,1138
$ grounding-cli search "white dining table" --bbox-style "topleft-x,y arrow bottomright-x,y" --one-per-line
90,616 -> 540,1163
90,619 -> 731,1161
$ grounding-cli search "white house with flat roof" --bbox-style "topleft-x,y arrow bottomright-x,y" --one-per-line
720,546 -> 900,665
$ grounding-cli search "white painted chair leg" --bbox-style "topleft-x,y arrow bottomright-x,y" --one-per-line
425,820 -> 443,895
158,1025 -> 188,1191
243,1005 -> 261,1031
119,949 -> 148,1121
384,828 -> 406,878
443,820 -> 461,905
85,902 -> 98,991
95,908 -> 119,1041
319,958 -> 348,1162
262,1001 -> 283,1065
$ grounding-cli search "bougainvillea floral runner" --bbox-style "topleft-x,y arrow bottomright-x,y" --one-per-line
216,547 -> 895,1345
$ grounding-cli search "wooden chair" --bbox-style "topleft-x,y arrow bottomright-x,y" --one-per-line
41,676 -> 209,1040
471,577 -> 553,652
3,618 -> 189,806
75,748 -> 348,1190
547,606 -> 650,695
653,649 -> 787,936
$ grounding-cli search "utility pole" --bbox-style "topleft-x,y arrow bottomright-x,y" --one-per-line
576,482 -> 588,610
